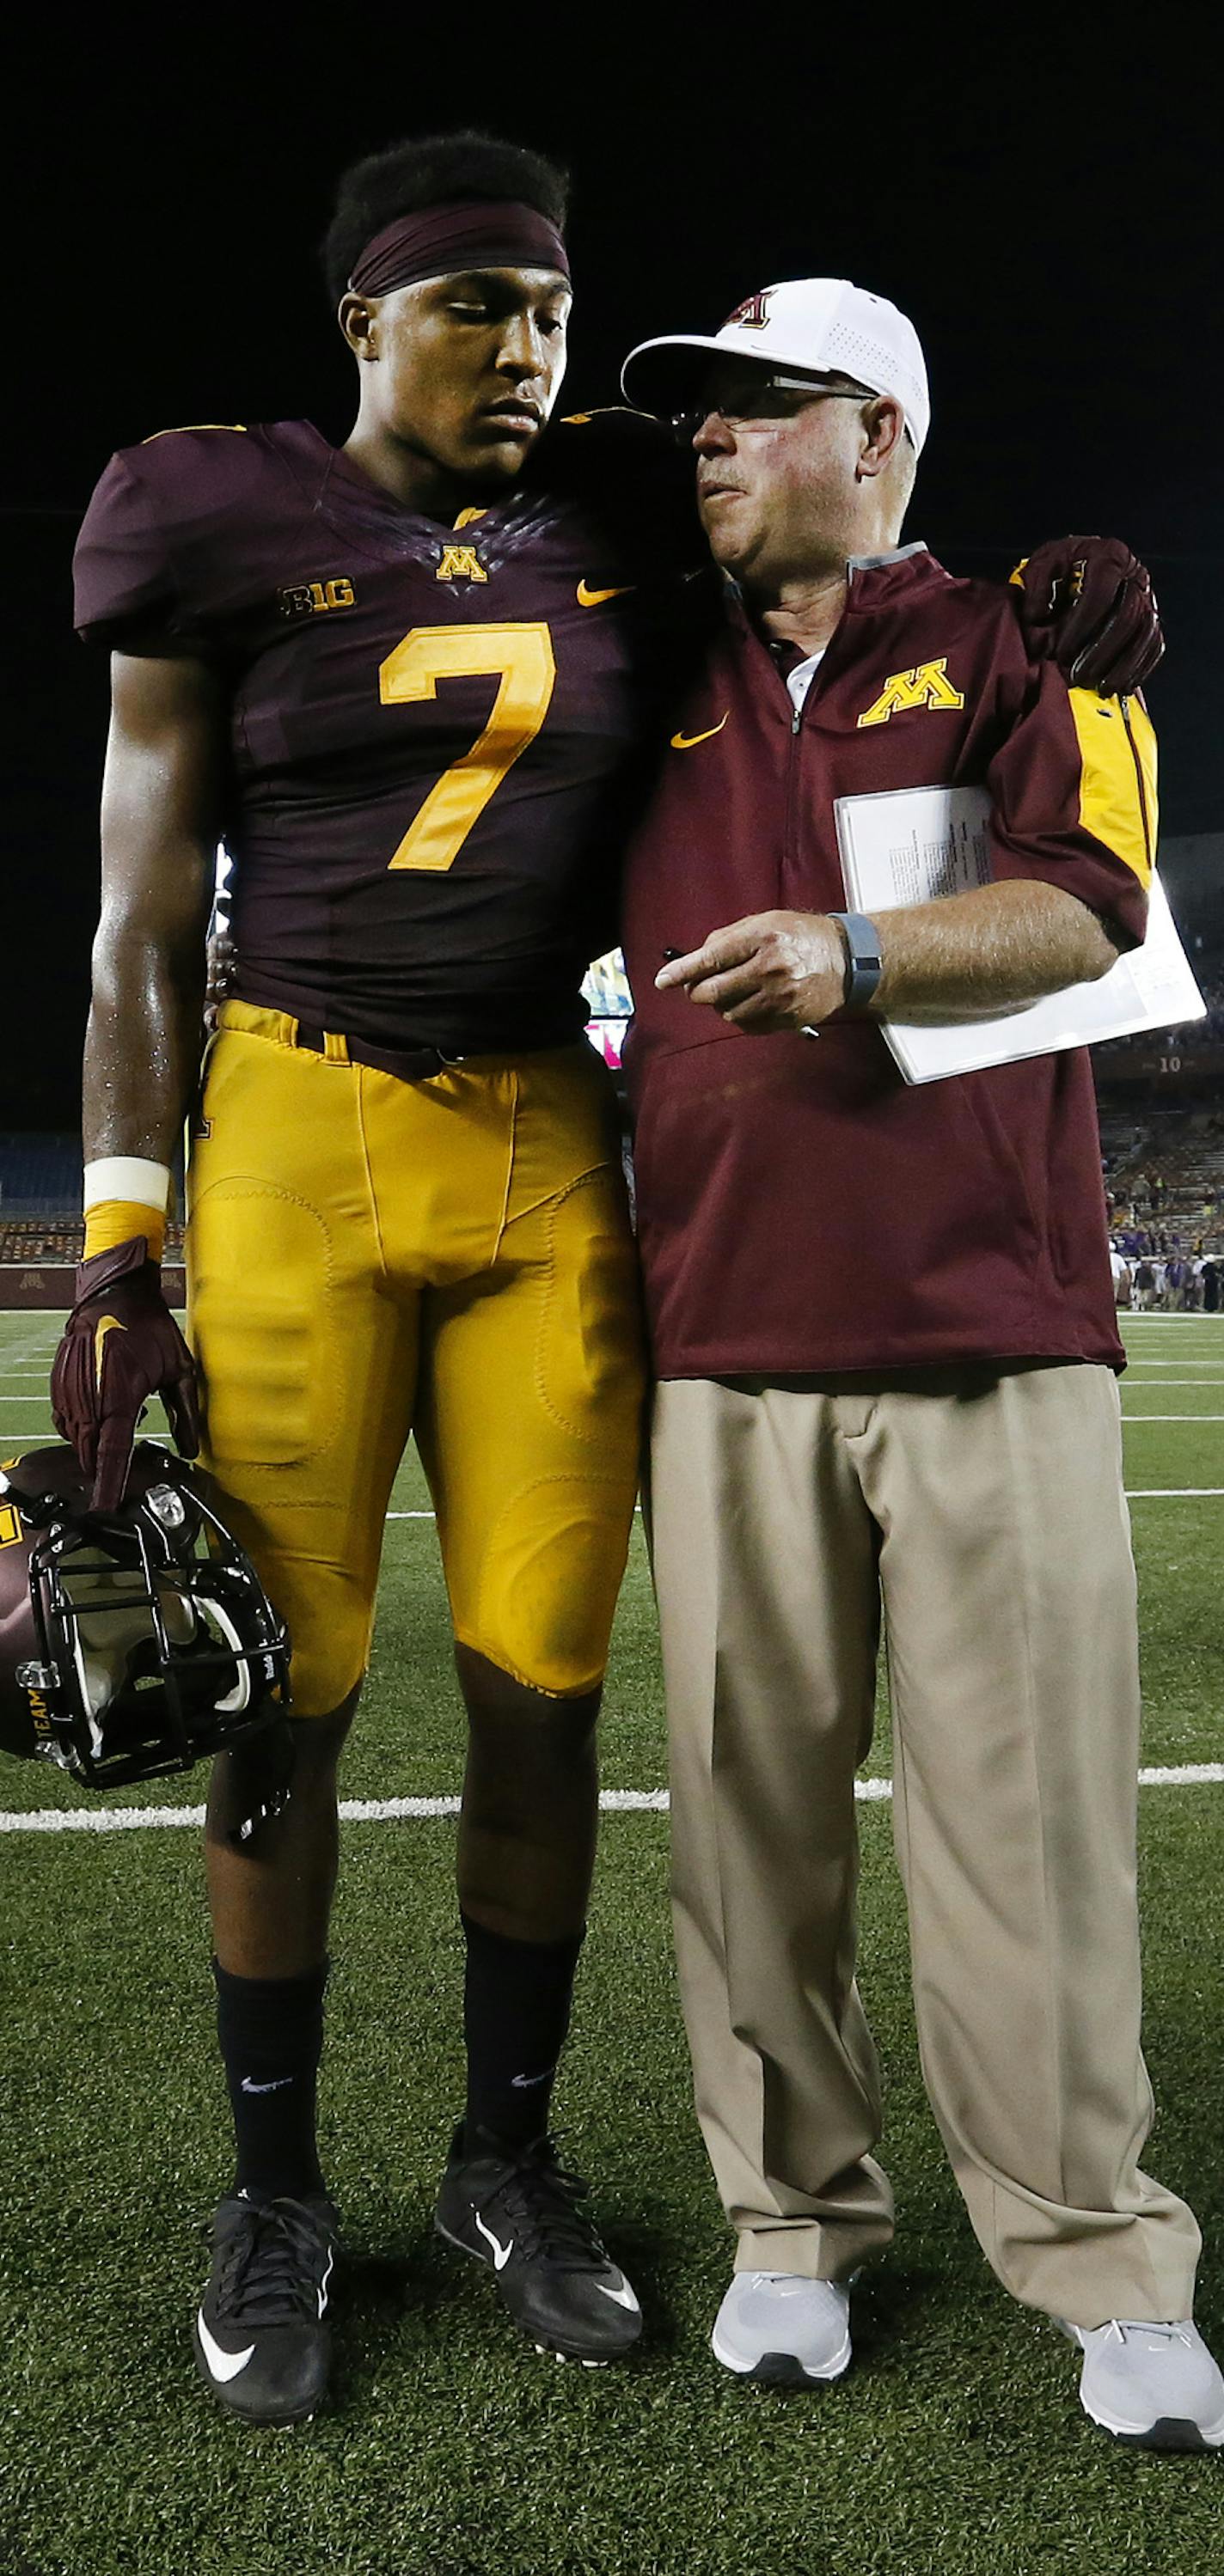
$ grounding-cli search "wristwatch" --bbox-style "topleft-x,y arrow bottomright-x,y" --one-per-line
828,911 -> 884,1013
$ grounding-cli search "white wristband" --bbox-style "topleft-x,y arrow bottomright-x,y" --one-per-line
83,1157 -> 172,1212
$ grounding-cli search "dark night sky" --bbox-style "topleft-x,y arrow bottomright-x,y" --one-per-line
5,20 -> 1219,1127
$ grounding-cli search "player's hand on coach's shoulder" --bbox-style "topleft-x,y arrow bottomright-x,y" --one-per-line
655,911 -> 847,1034
51,1236 -> 200,1512
1011,535 -> 1163,696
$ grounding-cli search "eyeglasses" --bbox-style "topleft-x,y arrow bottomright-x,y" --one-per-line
673,375 -> 878,432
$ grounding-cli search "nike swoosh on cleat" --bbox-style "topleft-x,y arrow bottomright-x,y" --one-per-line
475,2213 -> 513,2270
197,2312 -> 256,2383
317,2247 -> 334,2319
240,2076 -> 294,2094
670,714 -> 729,750
578,579 -> 636,606
510,2066 -> 555,2089
597,2277 -> 640,2312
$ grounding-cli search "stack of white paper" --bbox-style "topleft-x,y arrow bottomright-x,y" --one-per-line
833,782 -> 1205,1086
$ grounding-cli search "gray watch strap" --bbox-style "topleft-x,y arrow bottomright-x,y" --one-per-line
829,910 -> 883,1012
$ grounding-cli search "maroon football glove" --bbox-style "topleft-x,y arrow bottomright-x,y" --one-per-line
50,1236 -> 201,1512
1011,535 -> 1163,697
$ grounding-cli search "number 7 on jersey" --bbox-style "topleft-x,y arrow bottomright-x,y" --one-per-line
379,620 -> 557,872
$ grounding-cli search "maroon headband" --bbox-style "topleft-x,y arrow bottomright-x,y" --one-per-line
348,198 -> 570,299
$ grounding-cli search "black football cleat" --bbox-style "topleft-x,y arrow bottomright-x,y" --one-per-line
434,2125 -> 642,2365
193,2189 -> 340,2425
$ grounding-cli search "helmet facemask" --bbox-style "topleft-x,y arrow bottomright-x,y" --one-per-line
1,1447 -> 291,1797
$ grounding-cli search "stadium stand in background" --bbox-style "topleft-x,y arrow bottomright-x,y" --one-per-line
1093,838 -> 1224,1279
2,878 -> 1219,1311
1100,1108 -> 1224,1240
0,959 -> 631,1309
0,1132 -> 186,1308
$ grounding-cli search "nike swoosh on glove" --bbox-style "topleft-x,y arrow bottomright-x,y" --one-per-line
50,1235 -> 201,1511
1010,535 -> 1163,697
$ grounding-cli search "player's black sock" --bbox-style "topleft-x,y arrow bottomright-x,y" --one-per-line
461,1910 -> 584,2152
214,1957 -> 328,2201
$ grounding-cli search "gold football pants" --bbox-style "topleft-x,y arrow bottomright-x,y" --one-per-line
187,1004 -> 645,1715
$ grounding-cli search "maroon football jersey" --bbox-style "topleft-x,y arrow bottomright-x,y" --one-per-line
621,547 -> 1154,1378
74,415 -> 702,1053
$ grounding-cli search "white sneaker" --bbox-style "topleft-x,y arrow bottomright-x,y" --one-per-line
712,2273 -> 852,2387
1062,2317 -> 1224,2450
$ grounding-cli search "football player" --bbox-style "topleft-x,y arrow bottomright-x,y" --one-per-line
61,131 -> 672,2420
56,126 -> 1162,2424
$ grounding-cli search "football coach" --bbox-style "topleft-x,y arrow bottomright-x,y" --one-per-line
617,279 -> 1223,2451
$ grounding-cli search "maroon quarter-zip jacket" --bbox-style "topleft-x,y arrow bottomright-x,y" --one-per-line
621,545 -> 1155,1378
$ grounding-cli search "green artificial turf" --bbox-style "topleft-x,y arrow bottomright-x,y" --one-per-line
1,1309 -> 1222,2574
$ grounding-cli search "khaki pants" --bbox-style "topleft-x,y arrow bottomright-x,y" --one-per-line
650,1364 -> 1200,2329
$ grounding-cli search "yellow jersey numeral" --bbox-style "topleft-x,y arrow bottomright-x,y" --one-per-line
379,621 -> 557,873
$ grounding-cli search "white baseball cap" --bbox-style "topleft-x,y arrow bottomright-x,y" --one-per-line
621,277 -> 930,456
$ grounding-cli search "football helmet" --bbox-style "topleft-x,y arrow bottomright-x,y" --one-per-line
0,1443 -> 291,1818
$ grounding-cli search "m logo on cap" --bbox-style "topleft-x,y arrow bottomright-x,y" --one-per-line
724,290 -> 775,331
857,659 -> 966,728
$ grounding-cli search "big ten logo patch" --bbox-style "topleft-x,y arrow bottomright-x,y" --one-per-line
278,577 -> 358,620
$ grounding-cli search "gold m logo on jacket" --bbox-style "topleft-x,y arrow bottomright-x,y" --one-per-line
856,658 -> 966,728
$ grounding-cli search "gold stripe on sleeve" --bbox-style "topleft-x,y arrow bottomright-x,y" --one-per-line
1068,688 -> 1157,886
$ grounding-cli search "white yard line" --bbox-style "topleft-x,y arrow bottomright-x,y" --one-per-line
1121,1414 -> 1224,1422
5,1485 -> 1206,1521
1,1767 -> 1220,1834
3,1486 -> 1219,1520
384,1493 -> 1223,1521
